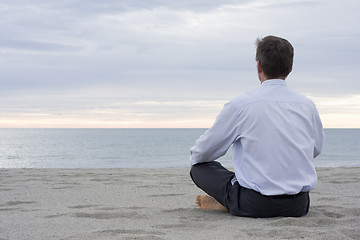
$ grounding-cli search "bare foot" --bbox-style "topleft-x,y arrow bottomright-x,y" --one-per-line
195,195 -> 227,211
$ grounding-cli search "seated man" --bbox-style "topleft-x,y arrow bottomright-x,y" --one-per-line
190,35 -> 324,218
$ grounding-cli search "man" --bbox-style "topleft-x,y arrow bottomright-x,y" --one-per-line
190,36 -> 324,218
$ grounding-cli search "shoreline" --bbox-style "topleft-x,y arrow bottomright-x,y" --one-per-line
1,167 -> 359,239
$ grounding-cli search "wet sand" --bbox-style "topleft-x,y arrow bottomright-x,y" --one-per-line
0,167 -> 359,240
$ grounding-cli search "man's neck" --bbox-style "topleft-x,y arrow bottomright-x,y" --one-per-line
261,77 -> 286,84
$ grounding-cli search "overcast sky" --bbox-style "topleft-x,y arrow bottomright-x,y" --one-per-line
1,0 -> 359,128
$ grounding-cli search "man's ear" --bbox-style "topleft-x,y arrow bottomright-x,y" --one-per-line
257,61 -> 262,74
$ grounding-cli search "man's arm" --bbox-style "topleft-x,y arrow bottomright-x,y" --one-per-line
313,107 -> 324,158
190,102 -> 240,165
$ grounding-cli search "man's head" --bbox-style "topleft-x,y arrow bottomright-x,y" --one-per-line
255,36 -> 294,81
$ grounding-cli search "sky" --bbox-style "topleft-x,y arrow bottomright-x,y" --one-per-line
0,0 -> 359,128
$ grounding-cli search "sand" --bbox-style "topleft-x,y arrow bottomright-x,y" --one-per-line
0,167 -> 359,240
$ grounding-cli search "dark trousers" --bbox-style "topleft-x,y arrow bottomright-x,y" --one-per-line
190,161 -> 310,218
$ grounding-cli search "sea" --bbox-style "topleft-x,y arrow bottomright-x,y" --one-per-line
0,128 -> 359,168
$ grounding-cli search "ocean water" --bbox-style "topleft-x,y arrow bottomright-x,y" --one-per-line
0,128 -> 359,168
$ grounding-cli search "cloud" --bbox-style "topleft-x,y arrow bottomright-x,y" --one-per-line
0,0 -> 359,127
0,92 -> 227,128
310,95 -> 360,128
0,39 -> 83,53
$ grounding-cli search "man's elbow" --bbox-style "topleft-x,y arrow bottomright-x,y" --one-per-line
190,151 -> 208,165
313,147 -> 322,158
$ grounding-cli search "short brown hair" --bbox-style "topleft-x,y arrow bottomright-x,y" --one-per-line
256,36 -> 294,79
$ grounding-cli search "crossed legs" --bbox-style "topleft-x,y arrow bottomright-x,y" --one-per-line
190,161 -> 235,212
190,161 -> 311,218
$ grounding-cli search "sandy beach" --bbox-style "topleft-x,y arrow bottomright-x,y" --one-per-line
0,167 -> 359,240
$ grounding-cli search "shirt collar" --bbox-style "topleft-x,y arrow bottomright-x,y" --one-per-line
261,79 -> 287,87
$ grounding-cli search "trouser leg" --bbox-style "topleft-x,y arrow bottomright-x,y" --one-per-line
190,161 -> 235,209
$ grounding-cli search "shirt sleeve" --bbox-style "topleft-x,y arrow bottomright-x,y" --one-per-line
312,107 -> 324,158
190,102 -> 240,165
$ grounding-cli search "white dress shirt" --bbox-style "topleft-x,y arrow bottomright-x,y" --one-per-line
190,79 -> 324,195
